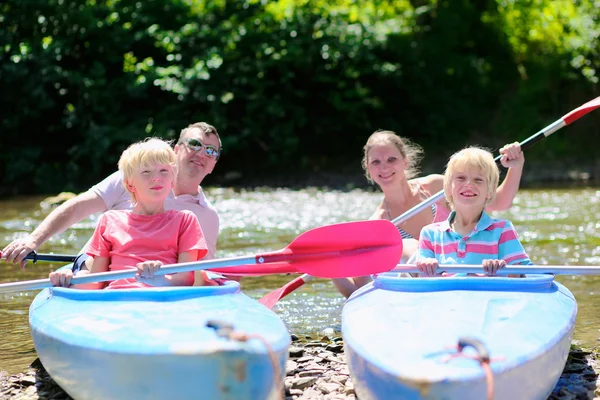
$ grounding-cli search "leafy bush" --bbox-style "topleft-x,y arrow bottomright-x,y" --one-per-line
1,0 -> 599,195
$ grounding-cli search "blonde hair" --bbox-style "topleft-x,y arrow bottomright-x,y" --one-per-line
443,146 -> 499,209
118,138 -> 177,202
362,130 -> 424,183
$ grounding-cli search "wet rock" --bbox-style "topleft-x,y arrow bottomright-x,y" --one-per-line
289,346 -> 304,358
297,388 -> 322,399
325,344 -> 344,354
19,376 -> 36,386
320,327 -> 335,338
317,381 -> 341,394
564,361 -> 589,373
286,360 -> 299,376
330,375 -> 348,385
298,370 -> 323,378
302,363 -> 327,372
0,359 -> 73,400
291,376 -> 318,390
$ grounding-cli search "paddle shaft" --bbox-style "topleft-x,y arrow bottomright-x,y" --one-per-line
0,255 -> 257,293
390,120 -> 564,226
392,264 -> 600,275
0,220 -> 403,293
22,247 -> 381,268
2,245 -> 385,293
392,95 -> 600,226
24,252 -> 77,263
258,273 -> 314,309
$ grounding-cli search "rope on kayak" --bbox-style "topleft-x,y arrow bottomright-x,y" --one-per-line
445,337 -> 495,400
206,320 -> 282,399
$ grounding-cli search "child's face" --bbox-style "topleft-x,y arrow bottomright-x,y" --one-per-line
449,166 -> 491,211
366,143 -> 408,187
128,163 -> 175,204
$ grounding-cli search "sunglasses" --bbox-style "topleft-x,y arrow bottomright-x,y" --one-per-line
182,138 -> 220,159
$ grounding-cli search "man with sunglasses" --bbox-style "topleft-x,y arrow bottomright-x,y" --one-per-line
2,122 -> 223,270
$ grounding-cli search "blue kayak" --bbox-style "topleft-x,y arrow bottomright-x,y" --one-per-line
30,277 -> 290,400
342,273 -> 577,400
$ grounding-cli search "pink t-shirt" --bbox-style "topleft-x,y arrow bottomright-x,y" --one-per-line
90,171 -> 219,259
87,209 -> 208,289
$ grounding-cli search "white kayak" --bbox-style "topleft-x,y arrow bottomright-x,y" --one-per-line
342,273 -> 577,400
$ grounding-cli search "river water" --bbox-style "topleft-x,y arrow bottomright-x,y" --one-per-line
1,187 -> 599,375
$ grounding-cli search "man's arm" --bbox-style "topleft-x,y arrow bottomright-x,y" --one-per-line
2,191 -> 107,266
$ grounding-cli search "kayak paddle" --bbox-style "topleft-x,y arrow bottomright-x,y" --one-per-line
207,218 -> 401,276
258,95 -> 600,306
391,95 -> 600,226
0,220 -> 402,293
22,252 -> 76,263
259,273 -> 314,309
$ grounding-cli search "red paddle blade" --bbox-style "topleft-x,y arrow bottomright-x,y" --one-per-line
210,220 -> 402,278
563,96 -> 600,125
258,274 -> 311,309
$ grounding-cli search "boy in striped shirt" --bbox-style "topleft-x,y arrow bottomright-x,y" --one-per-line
416,146 -> 531,277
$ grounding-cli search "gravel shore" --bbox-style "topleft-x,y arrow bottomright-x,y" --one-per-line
2,334 -> 599,400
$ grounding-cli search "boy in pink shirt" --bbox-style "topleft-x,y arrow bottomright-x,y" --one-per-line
49,138 -> 209,289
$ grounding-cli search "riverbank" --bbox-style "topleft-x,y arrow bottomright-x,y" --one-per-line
2,335 -> 599,399
16,159 -> 600,205
214,158 -> 600,192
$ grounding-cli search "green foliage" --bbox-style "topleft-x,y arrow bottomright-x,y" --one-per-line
0,0 -> 599,195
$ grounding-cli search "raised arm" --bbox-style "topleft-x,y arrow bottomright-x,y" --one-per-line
2,191 -> 108,267
487,142 -> 525,212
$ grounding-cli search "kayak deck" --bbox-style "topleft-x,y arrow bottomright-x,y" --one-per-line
30,281 -> 290,400
343,273 -> 577,400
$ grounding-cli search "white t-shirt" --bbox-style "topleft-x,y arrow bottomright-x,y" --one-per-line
90,171 -> 219,259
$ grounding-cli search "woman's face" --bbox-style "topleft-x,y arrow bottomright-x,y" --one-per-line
366,143 -> 408,187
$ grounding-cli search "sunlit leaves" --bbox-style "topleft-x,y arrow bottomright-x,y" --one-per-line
123,51 -> 137,73
183,59 -> 209,80
41,36 -> 53,49
484,0 -> 599,82
154,65 -> 186,94
1,0 -> 600,196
